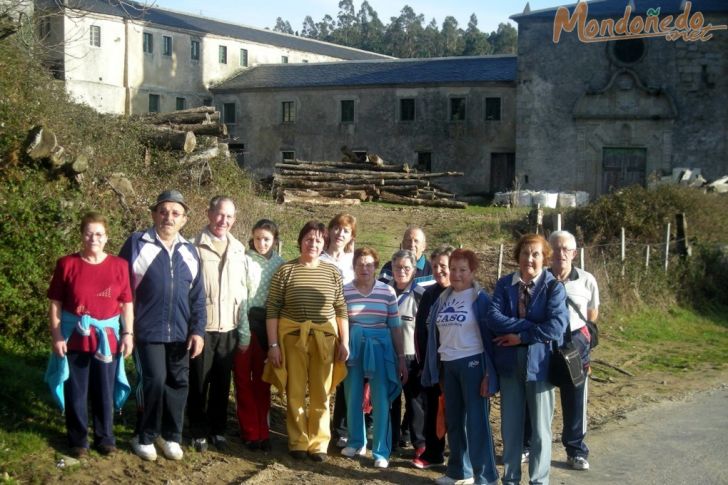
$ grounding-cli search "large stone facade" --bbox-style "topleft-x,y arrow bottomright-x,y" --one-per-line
513,2 -> 728,195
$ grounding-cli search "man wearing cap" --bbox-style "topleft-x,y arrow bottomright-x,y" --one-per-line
187,195 -> 247,452
120,190 -> 206,462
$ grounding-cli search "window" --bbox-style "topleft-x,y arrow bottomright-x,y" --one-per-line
281,151 -> 295,162
163,36 -> 172,56
340,99 -> 355,123
400,98 -> 415,122
450,97 -> 466,121
417,152 -> 432,172
302,59 -> 309,63
223,102 -> 236,124
203,98 -> 212,106
485,97 -> 501,121
39,18 -> 51,39
240,48 -> 248,67
148,94 -> 160,113
143,32 -> 153,53
191,40 -> 200,60
175,97 -> 186,110
89,25 -> 100,47
281,101 -> 295,123
281,55 -> 289,64
219,45 -> 227,64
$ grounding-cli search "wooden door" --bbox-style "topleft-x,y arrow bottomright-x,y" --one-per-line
602,148 -> 646,193
490,152 -> 515,193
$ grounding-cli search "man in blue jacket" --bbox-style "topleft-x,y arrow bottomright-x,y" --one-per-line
120,190 -> 206,462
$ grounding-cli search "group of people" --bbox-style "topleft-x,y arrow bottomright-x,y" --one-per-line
46,189 -> 599,485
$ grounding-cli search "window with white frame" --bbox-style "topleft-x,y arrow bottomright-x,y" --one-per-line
281,101 -> 296,123
240,48 -> 248,67
89,25 -> 100,47
191,40 -> 200,60
163,36 -> 172,56
219,45 -> 228,64
143,32 -> 153,53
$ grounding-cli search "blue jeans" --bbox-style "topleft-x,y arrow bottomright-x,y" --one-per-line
500,347 -> 555,485
442,354 -> 499,485
344,327 -> 398,461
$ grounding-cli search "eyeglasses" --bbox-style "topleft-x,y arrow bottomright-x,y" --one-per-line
84,232 -> 106,239
394,265 -> 414,272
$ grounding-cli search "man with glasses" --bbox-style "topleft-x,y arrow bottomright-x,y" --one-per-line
379,227 -> 434,287
548,230 -> 599,471
120,190 -> 206,462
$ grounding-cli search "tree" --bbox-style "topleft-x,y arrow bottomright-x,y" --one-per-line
489,22 -> 517,54
357,1 -> 384,53
419,18 -> 441,57
462,14 -> 491,56
440,16 -> 463,57
316,14 -> 336,43
301,15 -> 319,39
273,17 -> 294,34
334,0 -> 359,46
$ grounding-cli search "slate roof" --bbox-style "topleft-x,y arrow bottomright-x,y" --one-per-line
211,56 -> 517,92
52,0 -> 391,60
512,0 -> 728,22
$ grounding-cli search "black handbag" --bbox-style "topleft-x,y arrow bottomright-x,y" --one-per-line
549,340 -> 586,388
247,306 -> 268,351
566,297 -> 599,349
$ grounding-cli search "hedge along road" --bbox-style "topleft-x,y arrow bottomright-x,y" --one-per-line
548,385 -> 728,485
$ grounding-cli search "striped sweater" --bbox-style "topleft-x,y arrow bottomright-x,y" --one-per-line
344,280 -> 401,329
266,259 -> 347,324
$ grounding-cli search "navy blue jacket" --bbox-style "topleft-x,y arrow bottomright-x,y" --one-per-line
487,271 -> 568,382
119,228 -> 206,344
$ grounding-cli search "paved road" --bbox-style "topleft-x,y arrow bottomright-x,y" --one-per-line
548,386 -> 728,485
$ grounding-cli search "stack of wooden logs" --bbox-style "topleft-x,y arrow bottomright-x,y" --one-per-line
138,106 -> 227,153
273,154 -> 467,208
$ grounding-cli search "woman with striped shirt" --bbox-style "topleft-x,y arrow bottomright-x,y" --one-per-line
340,247 -> 408,469
263,221 -> 349,462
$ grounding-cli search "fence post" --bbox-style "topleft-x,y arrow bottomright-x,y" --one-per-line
580,247 -> 585,270
277,239 -> 283,256
553,213 -> 562,232
621,227 -> 626,276
675,213 -> 691,258
664,222 -> 671,272
497,244 -> 504,280
645,244 -> 650,268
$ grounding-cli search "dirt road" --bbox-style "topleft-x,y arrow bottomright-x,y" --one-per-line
549,385 -> 728,485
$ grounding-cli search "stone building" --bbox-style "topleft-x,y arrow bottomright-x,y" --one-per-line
35,0 -> 389,114
511,0 -> 728,195
212,56 -> 517,195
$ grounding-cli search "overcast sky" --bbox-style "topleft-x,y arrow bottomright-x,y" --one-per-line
150,0 -> 561,34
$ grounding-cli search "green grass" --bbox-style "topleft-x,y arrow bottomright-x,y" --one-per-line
609,305 -> 728,372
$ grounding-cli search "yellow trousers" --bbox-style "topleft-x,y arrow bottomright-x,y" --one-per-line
284,332 -> 334,452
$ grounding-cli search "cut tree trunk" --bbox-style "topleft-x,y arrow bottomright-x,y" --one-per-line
165,122 -> 227,137
141,128 -> 196,153
26,127 -> 58,161
278,189 -> 369,201
140,108 -> 217,125
278,159 -> 403,172
276,166 -> 462,179
379,191 -> 467,208
281,193 -> 361,206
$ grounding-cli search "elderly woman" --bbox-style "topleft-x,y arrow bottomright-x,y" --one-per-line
46,212 -> 134,457
386,249 -> 426,453
413,245 -> 454,469
264,220 -> 349,462
340,247 -> 407,469
422,249 -> 499,485
487,234 -> 569,485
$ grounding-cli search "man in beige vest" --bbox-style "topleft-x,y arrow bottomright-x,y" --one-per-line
187,195 -> 248,451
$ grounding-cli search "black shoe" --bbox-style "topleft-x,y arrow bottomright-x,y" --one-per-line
289,450 -> 307,460
398,438 -> 411,449
308,452 -> 328,462
210,435 -> 227,451
96,444 -> 117,456
192,438 -> 208,452
71,446 -> 88,458
245,440 -> 260,451
259,439 -> 272,452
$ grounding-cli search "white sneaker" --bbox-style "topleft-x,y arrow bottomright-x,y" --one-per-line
567,455 -> 590,470
374,458 -> 389,468
131,436 -> 157,461
521,449 -> 530,463
340,446 -> 367,457
336,436 -> 348,448
434,476 -> 475,485
158,438 -> 184,460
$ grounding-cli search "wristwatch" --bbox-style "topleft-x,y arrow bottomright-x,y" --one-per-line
269,342 -> 279,348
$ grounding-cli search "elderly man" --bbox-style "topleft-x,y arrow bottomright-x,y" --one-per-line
549,230 -> 599,471
379,226 -> 434,287
187,196 -> 247,452
120,190 -> 206,462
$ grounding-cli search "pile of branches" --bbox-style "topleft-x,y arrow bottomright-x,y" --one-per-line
273,153 -> 466,208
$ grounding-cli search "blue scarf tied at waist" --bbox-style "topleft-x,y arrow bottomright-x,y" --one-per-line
44,311 -> 130,412
348,325 -> 401,403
